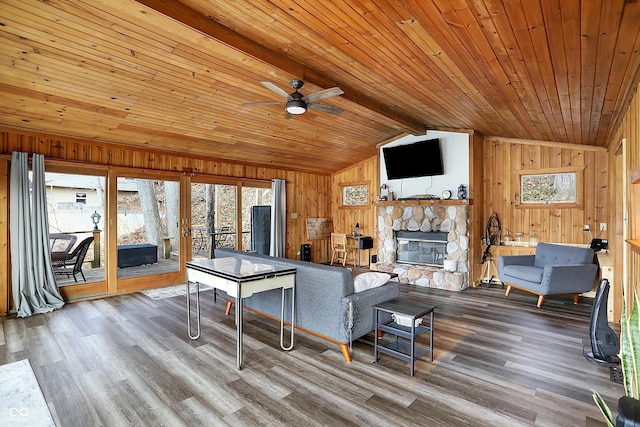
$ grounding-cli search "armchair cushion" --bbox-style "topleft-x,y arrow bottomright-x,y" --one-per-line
502,265 -> 544,284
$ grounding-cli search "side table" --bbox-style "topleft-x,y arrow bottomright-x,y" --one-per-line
373,299 -> 435,376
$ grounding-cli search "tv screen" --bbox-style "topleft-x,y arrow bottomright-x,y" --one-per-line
382,138 -> 444,179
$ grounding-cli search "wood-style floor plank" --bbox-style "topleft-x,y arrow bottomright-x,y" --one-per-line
0,284 -> 622,426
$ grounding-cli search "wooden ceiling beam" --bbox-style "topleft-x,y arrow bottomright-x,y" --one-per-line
134,0 -> 426,136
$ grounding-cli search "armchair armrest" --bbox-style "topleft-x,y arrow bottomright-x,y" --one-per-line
540,263 -> 599,295
498,254 -> 535,270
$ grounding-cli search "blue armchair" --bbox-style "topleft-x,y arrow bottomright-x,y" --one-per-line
498,242 -> 598,307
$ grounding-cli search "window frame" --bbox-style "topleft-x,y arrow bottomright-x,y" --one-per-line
514,167 -> 584,209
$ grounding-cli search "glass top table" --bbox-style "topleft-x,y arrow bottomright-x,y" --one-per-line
185,257 -> 296,370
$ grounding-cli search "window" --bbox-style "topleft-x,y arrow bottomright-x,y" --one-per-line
515,167 -> 583,208
75,192 -> 87,204
342,184 -> 368,206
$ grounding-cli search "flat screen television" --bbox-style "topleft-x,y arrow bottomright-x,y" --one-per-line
382,138 -> 444,180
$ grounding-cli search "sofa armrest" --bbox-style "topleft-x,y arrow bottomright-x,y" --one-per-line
540,263 -> 599,295
340,281 -> 400,343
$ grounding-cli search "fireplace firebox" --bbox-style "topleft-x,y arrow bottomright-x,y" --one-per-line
396,230 -> 448,267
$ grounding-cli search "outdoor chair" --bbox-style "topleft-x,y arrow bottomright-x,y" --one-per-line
53,236 -> 94,283
49,233 -> 78,266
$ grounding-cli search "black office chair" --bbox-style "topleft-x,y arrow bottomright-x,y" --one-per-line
53,236 -> 94,282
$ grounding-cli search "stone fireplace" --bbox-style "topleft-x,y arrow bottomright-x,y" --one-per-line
376,204 -> 469,291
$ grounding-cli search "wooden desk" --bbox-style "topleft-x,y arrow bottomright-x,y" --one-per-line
186,257 -> 296,370
586,252 -> 614,322
347,235 -> 373,267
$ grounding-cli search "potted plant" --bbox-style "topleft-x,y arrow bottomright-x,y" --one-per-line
592,292 -> 640,426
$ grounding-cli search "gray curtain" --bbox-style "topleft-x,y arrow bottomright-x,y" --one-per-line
270,179 -> 286,257
10,152 -> 64,317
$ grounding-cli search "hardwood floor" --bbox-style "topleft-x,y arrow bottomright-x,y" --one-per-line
0,283 -> 623,426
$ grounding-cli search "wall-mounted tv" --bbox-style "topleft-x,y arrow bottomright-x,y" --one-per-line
382,138 -> 444,180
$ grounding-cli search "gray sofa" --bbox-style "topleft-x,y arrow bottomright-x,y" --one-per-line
213,248 -> 399,362
498,242 -> 598,307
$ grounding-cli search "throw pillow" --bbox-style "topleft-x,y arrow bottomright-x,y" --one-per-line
353,272 -> 391,293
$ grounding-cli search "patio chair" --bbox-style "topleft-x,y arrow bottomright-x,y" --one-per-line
49,233 -> 78,266
53,236 -> 94,282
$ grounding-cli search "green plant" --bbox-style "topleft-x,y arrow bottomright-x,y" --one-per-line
592,291 -> 640,426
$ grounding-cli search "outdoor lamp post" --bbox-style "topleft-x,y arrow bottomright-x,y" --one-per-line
90,211 -> 102,268
91,211 -> 101,231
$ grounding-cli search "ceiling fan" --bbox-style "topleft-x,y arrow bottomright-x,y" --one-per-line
242,80 -> 344,118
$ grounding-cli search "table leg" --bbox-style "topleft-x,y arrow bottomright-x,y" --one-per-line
373,308 -> 379,362
236,293 -> 243,370
410,321 -> 416,376
280,285 -> 295,350
186,281 -> 201,340
429,311 -> 434,362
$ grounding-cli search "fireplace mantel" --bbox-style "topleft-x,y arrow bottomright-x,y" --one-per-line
375,199 -> 472,207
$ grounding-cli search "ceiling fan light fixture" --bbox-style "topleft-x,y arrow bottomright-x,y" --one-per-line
286,99 -> 307,115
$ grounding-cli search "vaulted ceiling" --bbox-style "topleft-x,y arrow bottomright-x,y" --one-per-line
1,0 -> 639,174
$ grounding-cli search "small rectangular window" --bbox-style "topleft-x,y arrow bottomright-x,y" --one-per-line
75,192 -> 87,204
514,167 -> 583,209
342,184 -> 368,206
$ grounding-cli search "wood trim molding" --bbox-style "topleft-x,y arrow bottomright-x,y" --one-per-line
486,136 -> 607,152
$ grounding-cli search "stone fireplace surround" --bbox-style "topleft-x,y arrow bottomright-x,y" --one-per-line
375,204 -> 469,291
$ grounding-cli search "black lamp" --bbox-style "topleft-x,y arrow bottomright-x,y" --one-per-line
91,211 -> 101,231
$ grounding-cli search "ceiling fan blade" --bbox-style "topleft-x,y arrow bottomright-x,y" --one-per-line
284,111 -> 294,120
241,101 -> 286,107
261,81 -> 291,99
308,103 -> 344,115
304,87 -> 344,103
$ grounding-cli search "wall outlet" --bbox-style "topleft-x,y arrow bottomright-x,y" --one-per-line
291,212 -> 298,219
583,224 -> 590,231
600,222 -> 607,231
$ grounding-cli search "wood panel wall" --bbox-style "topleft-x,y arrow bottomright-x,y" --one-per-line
0,128 -> 331,313
608,81 -> 640,316
330,156 -> 379,265
482,137 -> 608,245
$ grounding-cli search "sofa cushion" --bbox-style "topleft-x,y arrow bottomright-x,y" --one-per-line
502,265 -> 544,284
353,272 -> 391,293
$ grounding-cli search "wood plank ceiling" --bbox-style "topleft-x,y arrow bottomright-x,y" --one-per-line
0,0 -> 639,174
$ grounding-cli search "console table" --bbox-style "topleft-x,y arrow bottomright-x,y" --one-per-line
185,257 -> 296,370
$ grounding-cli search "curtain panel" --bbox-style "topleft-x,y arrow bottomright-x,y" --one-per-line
270,179 -> 286,257
10,152 -> 64,317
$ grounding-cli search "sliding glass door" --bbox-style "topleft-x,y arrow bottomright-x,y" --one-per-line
189,181 -> 272,258
42,164 -> 273,296
241,183 -> 272,254
190,183 -> 237,259
45,171 -> 106,286
116,177 -> 180,279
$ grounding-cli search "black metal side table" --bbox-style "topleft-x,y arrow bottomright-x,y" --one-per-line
373,299 -> 435,376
